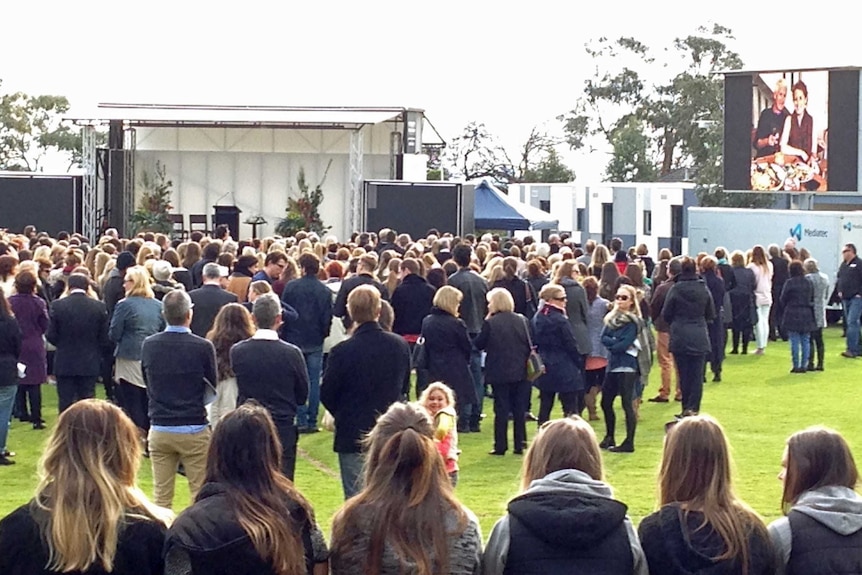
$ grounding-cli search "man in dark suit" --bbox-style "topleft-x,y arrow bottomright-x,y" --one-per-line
46,273 -> 110,412
190,242 -> 221,289
333,254 -> 389,329
231,293 -> 309,480
390,258 -> 435,397
141,290 -> 216,509
447,243 -> 488,431
188,263 -> 238,337
321,285 -> 411,499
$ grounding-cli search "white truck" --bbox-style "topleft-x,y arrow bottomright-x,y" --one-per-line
687,207 -> 862,311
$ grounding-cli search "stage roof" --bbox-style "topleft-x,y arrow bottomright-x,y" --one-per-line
69,103 -> 410,129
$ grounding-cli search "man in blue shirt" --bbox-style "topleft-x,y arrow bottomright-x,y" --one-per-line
141,290 -> 217,509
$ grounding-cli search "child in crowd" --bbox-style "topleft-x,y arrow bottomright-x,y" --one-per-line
419,381 -> 460,486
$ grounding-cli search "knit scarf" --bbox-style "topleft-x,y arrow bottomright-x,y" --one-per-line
604,309 -> 639,329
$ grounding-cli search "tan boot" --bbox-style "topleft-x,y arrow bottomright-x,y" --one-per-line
585,387 -> 600,421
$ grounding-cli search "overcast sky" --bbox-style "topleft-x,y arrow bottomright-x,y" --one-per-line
3,0 -> 857,180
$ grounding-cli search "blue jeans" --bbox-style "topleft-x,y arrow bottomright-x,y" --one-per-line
844,298 -> 862,355
0,385 -> 19,453
463,340 -> 484,427
296,350 -> 323,429
789,332 -> 811,369
338,451 -> 364,500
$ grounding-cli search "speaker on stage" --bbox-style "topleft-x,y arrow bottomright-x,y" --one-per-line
213,205 -> 242,238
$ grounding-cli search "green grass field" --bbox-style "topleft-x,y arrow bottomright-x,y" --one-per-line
1,327 -> 858,539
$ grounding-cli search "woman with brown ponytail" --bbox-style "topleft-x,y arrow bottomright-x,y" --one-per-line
330,402 -> 482,574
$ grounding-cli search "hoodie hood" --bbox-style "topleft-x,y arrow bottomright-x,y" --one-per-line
507,469 -> 628,549
656,504 -> 740,575
794,486 -> 862,535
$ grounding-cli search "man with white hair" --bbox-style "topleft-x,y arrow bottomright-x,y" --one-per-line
188,262 -> 237,337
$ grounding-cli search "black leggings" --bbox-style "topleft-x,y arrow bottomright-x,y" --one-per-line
810,328 -> 824,368
601,371 -> 637,446
538,390 -> 581,425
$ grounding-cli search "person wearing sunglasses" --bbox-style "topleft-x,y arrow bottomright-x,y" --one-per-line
531,284 -> 585,425
598,284 -> 647,453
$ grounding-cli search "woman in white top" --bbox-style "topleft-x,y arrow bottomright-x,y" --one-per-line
747,245 -> 773,355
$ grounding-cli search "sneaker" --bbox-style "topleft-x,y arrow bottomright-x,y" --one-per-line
647,395 -> 669,403
754,348 -> 764,355
0,456 -> 15,466
841,351 -> 858,358
525,412 -> 539,422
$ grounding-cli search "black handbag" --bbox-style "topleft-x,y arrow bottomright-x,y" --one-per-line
412,336 -> 428,370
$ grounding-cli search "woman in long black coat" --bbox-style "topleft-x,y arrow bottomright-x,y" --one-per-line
701,257 -> 726,382
728,250 -> 756,355
421,286 -> 478,432
473,288 -> 532,456
779,260 -> 817,373
662,257 -> 715,418
531,284 -> 585,424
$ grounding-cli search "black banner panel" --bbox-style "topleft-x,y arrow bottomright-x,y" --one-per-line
364,181 -> 471,239
0,175 -> 82,235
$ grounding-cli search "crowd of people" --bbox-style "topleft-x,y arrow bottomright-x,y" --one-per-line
0,223 -> 859,573
0,398 -> 859,574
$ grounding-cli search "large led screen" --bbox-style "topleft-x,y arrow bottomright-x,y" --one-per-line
725,68 -> 860,193
749,71 -> 829,192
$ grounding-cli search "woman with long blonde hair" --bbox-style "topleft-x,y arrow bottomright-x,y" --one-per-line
599,283 -> 646,453
0,399 -> 171,574
109,265 -> 165,436
165,402 -> 329,575
484,416 -> 647,574
590,244 -> 611,279
638,415 -> 774,575
330,402 -> 482,574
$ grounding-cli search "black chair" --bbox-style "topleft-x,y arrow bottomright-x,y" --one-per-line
188,214 -> 209,237
167,213 -> 188,241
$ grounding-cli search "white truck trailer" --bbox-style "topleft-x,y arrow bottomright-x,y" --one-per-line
687,207 -> 862,300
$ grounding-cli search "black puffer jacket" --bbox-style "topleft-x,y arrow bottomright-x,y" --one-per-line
779,275 -> 816,333
638,504 -> 775,575
662,272 -> 716,355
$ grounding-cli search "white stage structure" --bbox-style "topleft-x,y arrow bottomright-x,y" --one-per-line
71,104 -> 440,241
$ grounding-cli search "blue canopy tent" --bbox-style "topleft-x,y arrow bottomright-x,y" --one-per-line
473,180 -> 558,231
